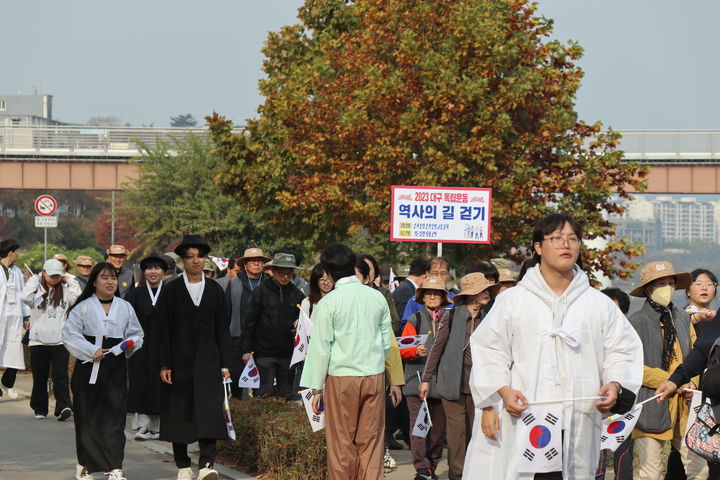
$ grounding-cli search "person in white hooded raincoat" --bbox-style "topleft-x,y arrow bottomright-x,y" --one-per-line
465,214 -> 643,480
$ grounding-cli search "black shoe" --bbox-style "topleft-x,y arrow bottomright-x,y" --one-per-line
58,407 -> 72,422
414,469 -> 433,480
386,436 -> 404,450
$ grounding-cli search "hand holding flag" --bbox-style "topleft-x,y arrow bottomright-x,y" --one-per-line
397,334 -> 429,350
238,353 -> 260,388
291,309 -> 310,367
223,378 -> 236,440
299,389 -> 325,432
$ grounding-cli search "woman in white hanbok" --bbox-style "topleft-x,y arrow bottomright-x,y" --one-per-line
62,262 -> 143,480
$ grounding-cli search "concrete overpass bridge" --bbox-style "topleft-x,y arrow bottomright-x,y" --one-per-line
0,126 -> 719,192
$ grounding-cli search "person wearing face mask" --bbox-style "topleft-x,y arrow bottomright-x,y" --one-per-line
419,272 -> 499,480
628,261 -> 709,480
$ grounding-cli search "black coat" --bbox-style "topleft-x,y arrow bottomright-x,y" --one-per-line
239,278 -> 304,358
125,283 -> 163,415
158,277 -> 231,443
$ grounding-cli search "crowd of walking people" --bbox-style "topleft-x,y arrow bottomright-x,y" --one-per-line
2,212 -> 720,479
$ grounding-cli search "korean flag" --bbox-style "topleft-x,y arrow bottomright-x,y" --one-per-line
396,334 -> 429,350
290,311 -> 310,368
412,400 -> 432,438
600,405 -> 642,452
516,406 -> 563,473
238,354 -> 260,388
299,388 -> 325,432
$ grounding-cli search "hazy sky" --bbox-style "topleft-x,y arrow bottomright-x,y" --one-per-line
3,1 -> 718,128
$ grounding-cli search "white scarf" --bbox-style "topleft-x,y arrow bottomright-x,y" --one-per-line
146,280 -> 163,306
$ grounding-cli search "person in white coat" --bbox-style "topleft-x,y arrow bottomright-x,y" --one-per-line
0,239 -> 31,399
21,258 -> 82,419
465,213 -> 644,480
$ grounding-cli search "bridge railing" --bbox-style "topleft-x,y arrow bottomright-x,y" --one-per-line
1,126 -> 720,163
0,125 -> 236,159
618,130 -> 720,163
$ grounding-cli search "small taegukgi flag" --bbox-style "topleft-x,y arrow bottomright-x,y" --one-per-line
516,406 -> 563,473
389,268 -> 399,293
223,378 -> 236,440
290,310 -> 310,368
299,388 -> 325,432
412,398 -> 433,438
600,406 -> 642,452
396,334 -> 429,350
684,390 -> 704,437
238,353 -> 260,388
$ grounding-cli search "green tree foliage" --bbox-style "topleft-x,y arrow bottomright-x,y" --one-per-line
119,134 -> 280,257
170,114 -> 198,127
208,0 -> 648,279
18,243 -> 104,273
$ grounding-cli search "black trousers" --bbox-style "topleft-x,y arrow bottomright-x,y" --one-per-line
172,440 -> 217,469
595,436 -> 634,480
1,368 -> 17,388
534,472 -> 562,479
30,345 -> 72,416
255,356 -> 293,399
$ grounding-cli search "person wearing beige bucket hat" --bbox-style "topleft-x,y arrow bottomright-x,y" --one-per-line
464,213 -> 643,479
400,276 -> 451,480
418,272 -> 498,480
626,261 -> 709,479
218,247 -> 273,397
105,244 -> 135,299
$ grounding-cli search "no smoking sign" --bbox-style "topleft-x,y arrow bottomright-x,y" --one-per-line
35,195 -> 58,216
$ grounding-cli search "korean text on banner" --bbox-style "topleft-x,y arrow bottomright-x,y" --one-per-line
390,186 -> 492,244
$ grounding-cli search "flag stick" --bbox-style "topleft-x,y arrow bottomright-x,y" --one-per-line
606,393 -> 662,421
527,396 -> 604,405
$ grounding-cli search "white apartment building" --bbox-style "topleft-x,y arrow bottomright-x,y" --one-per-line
653,196 -> 717,243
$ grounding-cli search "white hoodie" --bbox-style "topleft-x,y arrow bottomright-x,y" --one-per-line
21,275 -> 82,346
464,264 -> 643,480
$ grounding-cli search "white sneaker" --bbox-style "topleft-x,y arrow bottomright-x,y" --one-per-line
177,467 -> 194,480
197,465 -> 219,480
34,413 -> 46,419
58,407 -> 73,421
75,464 -> 94,480
108,469 -> 126,480
134,427 -> 152,441
149,431 -> 160,440
1,382 -> 18,399
383,447 -> 397,471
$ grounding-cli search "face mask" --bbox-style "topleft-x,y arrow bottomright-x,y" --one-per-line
651,285 -> 674,307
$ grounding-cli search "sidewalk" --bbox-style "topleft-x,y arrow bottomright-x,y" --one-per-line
0,372 -> 251,480
1,372 -> 449,479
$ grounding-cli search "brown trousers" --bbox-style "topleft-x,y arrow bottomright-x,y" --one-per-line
325,373 -> 385,480
407,396 -> 446,472
442,394 -> 475,480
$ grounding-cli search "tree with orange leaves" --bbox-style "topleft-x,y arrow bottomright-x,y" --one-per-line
208,0 -> 647,279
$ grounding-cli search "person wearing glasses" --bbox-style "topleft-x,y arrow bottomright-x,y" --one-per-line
685,269 -> 718,334
465,213 -> 642,479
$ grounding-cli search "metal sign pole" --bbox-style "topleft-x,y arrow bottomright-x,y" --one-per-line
437,242 -> 443,257
44,227 -> 47,262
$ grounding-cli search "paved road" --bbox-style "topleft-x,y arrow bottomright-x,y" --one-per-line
0,372 -> 457,479
0,373 -> 248,480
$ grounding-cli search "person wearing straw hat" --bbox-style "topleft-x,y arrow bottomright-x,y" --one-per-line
627,261 -> 708,480
464,213 -> 643,480
158,235 -> 231,480
75,256 -> 96,291
221,247 -> 271,397
495,268 -> 517,295
419,272 -> 498,480
401,276 -> 451,480
105,245 -> 135,299
240,252 -> 305,399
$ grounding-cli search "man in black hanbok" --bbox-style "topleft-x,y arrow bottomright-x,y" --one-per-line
159,235 -> 231,480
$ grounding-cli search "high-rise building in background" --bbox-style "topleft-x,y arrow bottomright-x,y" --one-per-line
0,94 -> 55,126
653,196 -> 717,244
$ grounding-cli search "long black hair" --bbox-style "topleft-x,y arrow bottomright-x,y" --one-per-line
528,213 -> 583,270
308,264 -> 327,305
67,262 -> 118,315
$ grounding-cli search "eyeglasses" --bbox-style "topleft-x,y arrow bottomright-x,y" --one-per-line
319,278 -> 333,284
543,236 -> 581,249
692,282 -> 717,289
